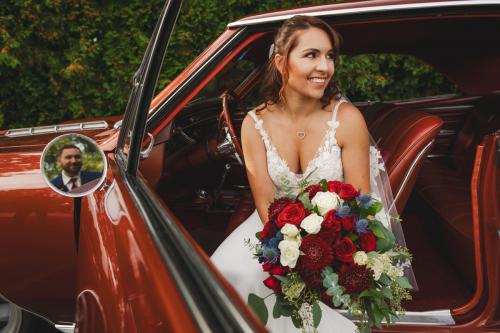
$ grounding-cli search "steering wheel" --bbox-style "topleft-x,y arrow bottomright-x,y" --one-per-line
218,90 -> 246,165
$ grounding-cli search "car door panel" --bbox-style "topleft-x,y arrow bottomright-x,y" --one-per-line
76,154 -> 198,333
0,151 -> 76,323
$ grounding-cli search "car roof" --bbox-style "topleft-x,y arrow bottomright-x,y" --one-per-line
228,0 -> 499,27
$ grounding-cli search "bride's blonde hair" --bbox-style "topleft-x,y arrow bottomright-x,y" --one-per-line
258,15 -> 343,112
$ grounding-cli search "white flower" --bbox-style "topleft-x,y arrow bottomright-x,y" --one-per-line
278,239 -> 301,268
300,213 -> 323,234
369,257 -> 384,280
281,223 -> 300,238
311,191 -> 340,216
387,265 -> 404,279
353,251 -> 368,266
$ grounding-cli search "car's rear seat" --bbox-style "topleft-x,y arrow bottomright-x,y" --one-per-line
415,97 -> 500,287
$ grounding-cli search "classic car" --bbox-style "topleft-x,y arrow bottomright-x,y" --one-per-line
0,0 -> 498,332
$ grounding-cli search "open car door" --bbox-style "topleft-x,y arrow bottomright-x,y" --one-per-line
75,1 -> 264,332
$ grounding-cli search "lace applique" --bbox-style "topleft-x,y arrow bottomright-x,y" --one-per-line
248,100 -> 345,197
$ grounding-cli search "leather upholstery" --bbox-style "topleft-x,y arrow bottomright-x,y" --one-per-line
368,107 -> 444,213
415,100 -> 499,287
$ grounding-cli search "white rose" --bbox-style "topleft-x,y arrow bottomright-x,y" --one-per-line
278,239 -> 300,268
300,213 -> 323,234
353,251 -> 368,266
281,223 -> 300,238
311,191 -> 340,216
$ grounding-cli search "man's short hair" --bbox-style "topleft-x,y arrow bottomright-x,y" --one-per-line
56,144 -> 81,159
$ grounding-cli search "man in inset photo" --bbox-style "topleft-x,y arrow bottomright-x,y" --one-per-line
50,144 -> 102,193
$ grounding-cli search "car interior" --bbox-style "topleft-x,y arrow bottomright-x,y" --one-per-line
138,13 -> 500,321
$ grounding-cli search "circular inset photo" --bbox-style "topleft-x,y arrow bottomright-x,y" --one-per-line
40,133 -> 107,197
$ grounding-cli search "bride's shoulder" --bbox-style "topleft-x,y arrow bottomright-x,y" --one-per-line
335,100 -> 369,146
336,100 -> 366,127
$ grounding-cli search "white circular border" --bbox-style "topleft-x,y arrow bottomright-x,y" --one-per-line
40,133 -> 108,198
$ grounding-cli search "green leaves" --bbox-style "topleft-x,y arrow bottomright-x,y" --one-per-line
369,220 -> 396,252
248,293 -> 268,325
312,302 -> 322,328
297,192 -> 313,211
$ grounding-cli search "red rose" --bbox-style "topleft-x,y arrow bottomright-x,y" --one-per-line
341,215 -> 356,233
335,237 -> 357,263
322,210 -> 341,232
268,197 -> 295,221
263,276 -> 281,292
262,263 -> 272,272
339,183 -> 360,200
327,180 -> 342,193
359,230 -> 377,252
304,184 -> 322,200
260,221 -> 276,240
270,266 -> 287,276
276,202 -> 306,228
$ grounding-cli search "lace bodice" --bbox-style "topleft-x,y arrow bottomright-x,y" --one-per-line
248,100 -> 345,197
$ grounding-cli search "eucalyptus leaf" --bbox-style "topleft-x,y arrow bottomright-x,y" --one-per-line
312,302 -> 322,328
298,192 -> 314,210
248,293 -> 268,325
272,298 -> 281,319
255,231 -> 261,240
381,287 -> 393,300
274,275 -> 290,284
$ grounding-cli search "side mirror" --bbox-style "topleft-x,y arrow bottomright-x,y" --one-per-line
40,133 -> 107,197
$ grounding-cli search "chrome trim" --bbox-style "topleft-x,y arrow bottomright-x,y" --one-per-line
228,0 -> 500,27
337,309 -> 455,325
5,121 -> 109,137
113,119 -> 123,129
393,139 -> 435,205
438,129 -> 456,136
140,133 -> 155,159
55,323 -> 76,333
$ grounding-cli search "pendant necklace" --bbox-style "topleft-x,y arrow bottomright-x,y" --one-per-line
296,131 -> 306,139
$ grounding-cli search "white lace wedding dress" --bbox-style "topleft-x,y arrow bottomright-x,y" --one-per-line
211,99 -> 386,332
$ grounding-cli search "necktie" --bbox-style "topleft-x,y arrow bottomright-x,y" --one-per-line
70,177 -> 79,190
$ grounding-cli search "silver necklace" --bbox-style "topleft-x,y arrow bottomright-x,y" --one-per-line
296,131 -> 306,139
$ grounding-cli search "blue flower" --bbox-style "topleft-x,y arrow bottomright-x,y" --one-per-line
358,194 -> 373,209
356,218 -> 370,234
260,231 -> 283,263
336,205 -> 351,217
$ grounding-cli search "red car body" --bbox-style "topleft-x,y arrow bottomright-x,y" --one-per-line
0,0 -> 498,332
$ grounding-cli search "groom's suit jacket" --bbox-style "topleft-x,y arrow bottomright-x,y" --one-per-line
50,171 -> 102,192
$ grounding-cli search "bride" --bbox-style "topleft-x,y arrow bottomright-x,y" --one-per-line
213,15 -> 380,332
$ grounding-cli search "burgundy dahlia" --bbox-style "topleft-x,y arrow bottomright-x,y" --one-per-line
298,235 -> 334,273
338,264 -> 373,294
299,269 -> 324,290
268,197 -> 295,221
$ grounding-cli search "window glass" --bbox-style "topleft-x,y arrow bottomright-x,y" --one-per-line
336,54 -> 458,102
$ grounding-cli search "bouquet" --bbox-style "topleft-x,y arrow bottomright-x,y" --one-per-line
247,179 -> 412,333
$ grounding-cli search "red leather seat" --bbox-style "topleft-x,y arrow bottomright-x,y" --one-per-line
368,107 -> 444,213
415,99 -> 500,286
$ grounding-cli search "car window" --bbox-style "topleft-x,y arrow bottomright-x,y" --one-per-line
336,54 -> 458,102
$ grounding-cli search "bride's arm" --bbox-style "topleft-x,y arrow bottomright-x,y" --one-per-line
337,103 -> 371,194
241,114 -> 275,223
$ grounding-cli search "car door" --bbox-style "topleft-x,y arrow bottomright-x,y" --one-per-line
75,1 -> 264,332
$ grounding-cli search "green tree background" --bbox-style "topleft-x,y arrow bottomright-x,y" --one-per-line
0,0 -> 456,130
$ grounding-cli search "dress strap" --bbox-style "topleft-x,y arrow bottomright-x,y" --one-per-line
332,98 -> 344,123
247,110 -> 272,151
